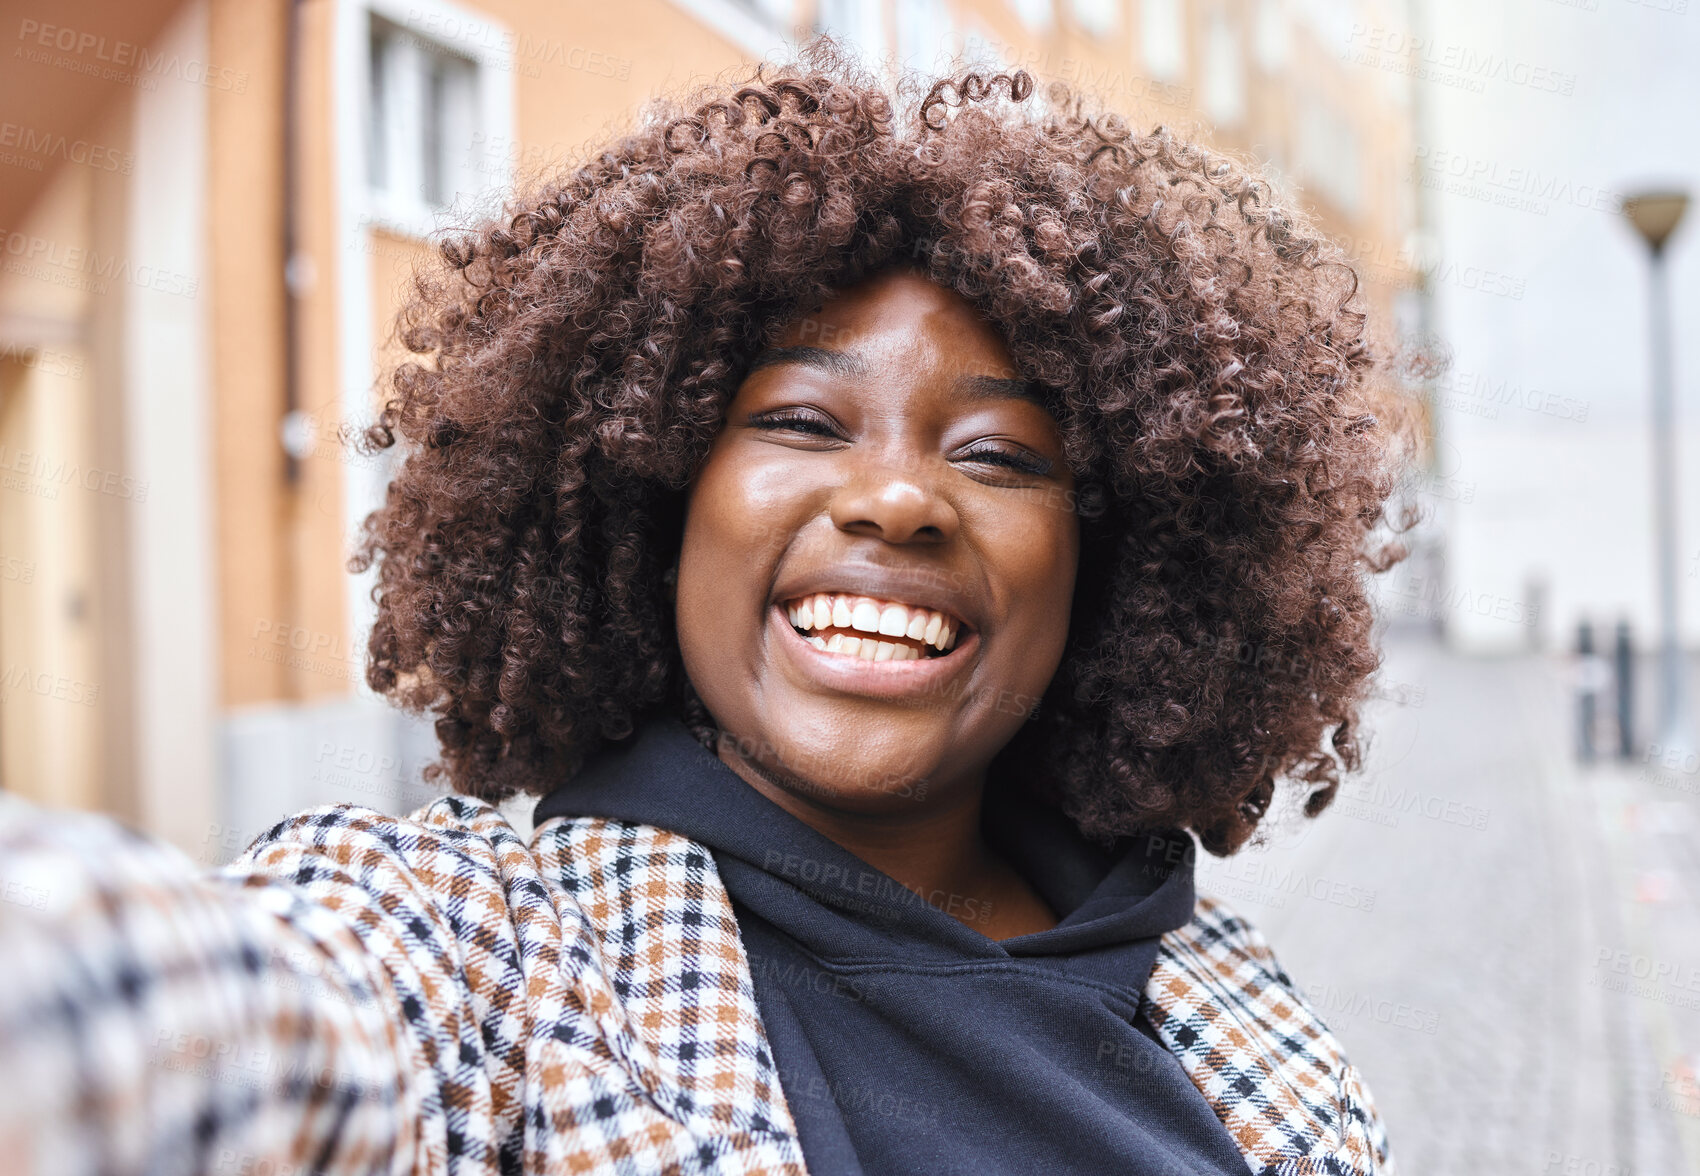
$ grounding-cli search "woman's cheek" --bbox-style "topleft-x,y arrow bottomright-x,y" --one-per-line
978,494 -> 1079,580
1005,497 -> 1079,660
734,459 -> 807,536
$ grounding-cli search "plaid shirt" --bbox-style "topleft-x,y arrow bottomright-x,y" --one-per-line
0,793 -> 1394,1175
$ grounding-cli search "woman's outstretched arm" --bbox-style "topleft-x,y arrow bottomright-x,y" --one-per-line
0,795 -> 430,1176
0,791 -> 811,1176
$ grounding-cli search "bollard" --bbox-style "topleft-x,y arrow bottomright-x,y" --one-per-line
1578,619 -> 1596,763
1614,619 -> 1634,760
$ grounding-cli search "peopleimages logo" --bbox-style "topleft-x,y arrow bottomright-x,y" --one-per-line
0,442 -> 148,501
1388,572 -> 1540,627
1303,982 -> 1441,1035
401,10 -> 632,79
760,850 -> 995,925
0,663 -> 100,706
1435,368 -> 1590,424
14,19 -> 250,93
0,340 -> 83,379
0,122 -> 133,173
1337,779 -> 1491,831
1413,146 -> 1621,217
1202,857 -> 1378,912
1345,24 -> 1578,96
0,229 -> 199,298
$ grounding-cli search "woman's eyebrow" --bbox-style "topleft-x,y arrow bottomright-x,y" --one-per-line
747,347 -> 1043,407
745,346 -> 866,378
957,373 -> 1046,407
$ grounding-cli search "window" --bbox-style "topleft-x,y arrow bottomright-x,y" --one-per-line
1139,0 -> 1185,81
1071,0 -> 1119,38
957,22 -> 1008,72
663,0 -> 795,57
735,0 -> 793,22
898,0 -> 957,73
1203,11 -> 1244,126
1294,93 -> 1361,218
1007,0 -> 1054,33
367,17 -> 483,224
816,0 -> 887,65
1293,0 -> 1353,50
1254,0 -> 1289,73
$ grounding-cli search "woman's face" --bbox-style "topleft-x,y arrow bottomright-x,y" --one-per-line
675,270 -> 1079,816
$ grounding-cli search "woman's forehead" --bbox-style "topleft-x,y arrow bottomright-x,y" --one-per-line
760,270 -> 1020,376
777,268 -> 985,329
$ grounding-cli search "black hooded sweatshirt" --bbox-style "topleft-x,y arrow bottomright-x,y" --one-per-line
534,716 -> 1246,1176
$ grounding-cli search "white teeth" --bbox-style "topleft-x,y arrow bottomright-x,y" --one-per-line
850,598 -> 881,633
787,592 -> 965,658
809,635 -> 827,650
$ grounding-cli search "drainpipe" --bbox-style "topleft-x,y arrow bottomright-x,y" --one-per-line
281,0 -> 308,482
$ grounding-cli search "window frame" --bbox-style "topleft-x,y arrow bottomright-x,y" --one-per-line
1139,0 -> 1187,82
331,0 -> 516,697
355,0 -> 515,241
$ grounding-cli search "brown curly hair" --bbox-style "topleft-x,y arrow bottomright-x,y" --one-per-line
353,44 -> 1417,855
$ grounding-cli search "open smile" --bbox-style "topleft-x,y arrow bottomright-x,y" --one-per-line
768,592 -> 979,700
782,593 -> 965,662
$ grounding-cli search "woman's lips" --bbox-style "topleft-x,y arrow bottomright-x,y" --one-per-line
782,592 -> 963,660
768,602 -> 979,699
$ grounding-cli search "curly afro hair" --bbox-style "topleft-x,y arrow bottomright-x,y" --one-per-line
353,43 -> 1418,856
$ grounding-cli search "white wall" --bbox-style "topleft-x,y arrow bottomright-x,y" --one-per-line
218,697 -> 439,863
125,0 -> 220,851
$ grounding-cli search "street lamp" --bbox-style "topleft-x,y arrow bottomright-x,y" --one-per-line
1621,189 -> 1691,755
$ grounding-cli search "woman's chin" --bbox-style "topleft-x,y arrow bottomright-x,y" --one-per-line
715,726 -> 944,815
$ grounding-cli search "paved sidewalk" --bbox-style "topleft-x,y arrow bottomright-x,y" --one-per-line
1195,634 -> 1700,1176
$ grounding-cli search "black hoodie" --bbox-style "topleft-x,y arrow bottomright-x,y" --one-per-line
534,716 -> 1246,1176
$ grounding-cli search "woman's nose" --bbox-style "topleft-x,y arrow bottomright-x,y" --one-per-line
828,462 -> 959,545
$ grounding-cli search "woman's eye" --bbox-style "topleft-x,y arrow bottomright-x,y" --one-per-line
957,445 -> 1054,477
747,411 -> 841,438
748,413 -> 1052,476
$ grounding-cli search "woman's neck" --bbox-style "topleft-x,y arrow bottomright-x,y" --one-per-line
716,742 -> 1058,939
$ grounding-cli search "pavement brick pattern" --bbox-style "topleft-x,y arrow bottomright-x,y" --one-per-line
1195,635 -> 1700,1176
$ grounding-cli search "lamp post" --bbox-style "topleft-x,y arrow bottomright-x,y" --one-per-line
1621,190 -> 1691,754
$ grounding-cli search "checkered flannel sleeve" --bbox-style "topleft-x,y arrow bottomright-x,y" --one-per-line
0,796 -> 427,1176
0,795 -> 811,1176
1145,896 -> 1397,1176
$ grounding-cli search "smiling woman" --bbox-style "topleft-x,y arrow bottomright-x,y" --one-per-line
673,271 -> 1079,942
360,51 -> 1410,862
0,41 -> 1413,1176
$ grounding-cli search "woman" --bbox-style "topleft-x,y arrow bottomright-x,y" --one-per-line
0,52 -> 1410,1175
